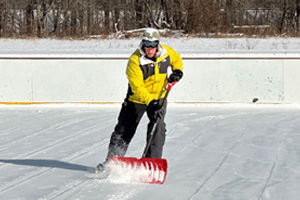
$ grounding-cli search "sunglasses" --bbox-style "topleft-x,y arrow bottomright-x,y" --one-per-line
142,40 -> 159,48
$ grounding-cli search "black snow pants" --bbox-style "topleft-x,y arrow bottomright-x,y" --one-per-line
105,99 -> 167,161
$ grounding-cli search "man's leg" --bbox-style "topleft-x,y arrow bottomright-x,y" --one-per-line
145,100 -> 167,158
105,101 -> 147,161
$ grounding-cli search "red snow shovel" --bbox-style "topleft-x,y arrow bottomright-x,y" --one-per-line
109,81 -> 177,184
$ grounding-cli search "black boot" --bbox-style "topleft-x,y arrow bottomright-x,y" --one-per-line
96,162 -> 108,173
96,131 -> 128,173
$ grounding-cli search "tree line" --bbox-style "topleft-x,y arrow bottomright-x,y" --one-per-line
0,0 -> 300,38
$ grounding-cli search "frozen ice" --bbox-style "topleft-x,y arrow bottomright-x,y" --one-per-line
0,104 -> 300,199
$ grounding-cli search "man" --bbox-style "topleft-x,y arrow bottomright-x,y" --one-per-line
97,28 -> 183,171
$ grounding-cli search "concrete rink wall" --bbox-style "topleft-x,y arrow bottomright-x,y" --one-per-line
1,55 -> 300,104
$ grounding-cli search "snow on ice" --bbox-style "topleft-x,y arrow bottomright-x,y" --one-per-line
0,104 -> 300,199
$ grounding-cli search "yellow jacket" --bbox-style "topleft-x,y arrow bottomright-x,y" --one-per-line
125,44 -> 183,105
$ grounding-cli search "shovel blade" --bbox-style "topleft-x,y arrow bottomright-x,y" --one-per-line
109,157 -> 168,184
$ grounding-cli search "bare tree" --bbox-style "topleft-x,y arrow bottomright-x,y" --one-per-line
185,0 -> 225,35
1,0 -> 300,38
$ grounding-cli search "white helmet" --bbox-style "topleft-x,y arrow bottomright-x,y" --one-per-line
142,28 -> 160,42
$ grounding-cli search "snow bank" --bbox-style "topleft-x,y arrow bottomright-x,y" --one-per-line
1,37 -> 300,58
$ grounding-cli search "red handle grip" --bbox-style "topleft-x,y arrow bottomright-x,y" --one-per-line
167,81 -> 177,91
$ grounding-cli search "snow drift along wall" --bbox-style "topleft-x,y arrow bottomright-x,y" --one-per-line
1,56 -> 300,104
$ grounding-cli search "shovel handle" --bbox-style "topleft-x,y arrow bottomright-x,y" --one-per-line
142,81 -> 177,157
160,80 -> 177,108
167,80 -> 177,91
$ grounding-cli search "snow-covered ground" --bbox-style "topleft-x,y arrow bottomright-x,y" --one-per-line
1,104 -> 300,200
1,37 -> 300,58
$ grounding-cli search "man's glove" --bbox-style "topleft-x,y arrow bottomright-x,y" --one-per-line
148,100 -> 165,119
168,69 -> 183,83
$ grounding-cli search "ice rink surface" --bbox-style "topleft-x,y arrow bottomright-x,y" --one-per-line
0,104 -> 300,200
